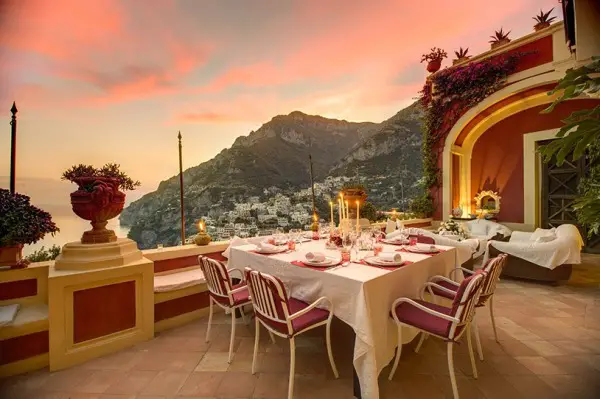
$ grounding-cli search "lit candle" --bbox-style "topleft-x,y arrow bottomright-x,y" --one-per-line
198,221 -> 204,232
345,200 -> 349,221
356,200 -> 360,231
329,201 -> 334,225
338,199 -> 342,225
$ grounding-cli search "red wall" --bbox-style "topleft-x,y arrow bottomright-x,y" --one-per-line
470,99 -> 600,223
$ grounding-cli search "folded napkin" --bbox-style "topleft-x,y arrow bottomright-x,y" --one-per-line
386,230 -> 403,239
257,242 -> 277,251
378,252 -> 402,263
416,243 -> 436,250
305,252 -> 326,262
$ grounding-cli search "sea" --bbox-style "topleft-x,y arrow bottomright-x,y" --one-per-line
1,177 -> 145,256
23,204 -> 131,256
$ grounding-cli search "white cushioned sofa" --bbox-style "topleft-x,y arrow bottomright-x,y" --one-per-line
487,224 -> 583,284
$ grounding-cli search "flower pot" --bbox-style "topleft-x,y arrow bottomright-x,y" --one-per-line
453,57 -> 469,65
0,244 -> 24,267
491,39 -> 510,49
534,22 -> 550,31
70,177 -> 126,244
426,59 -> 442,73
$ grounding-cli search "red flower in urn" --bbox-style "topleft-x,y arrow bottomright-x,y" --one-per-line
62,164 -> 140,244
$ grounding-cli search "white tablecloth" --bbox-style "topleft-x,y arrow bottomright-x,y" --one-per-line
229,241 -> 457,399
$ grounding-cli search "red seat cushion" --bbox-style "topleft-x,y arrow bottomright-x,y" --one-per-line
288,297 -> 330,335
430,280 -> 459,300
393,299 -> 455,339
212,283 -> 251,307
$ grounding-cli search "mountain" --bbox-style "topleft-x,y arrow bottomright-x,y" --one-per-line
120,105 -> 424,249
120,111 -> 380,248
329,102 -> 424,209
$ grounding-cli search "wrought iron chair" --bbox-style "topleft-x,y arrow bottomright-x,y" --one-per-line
422,254 -> 508,360
244,267 -> 338,399
389,270 -> 486,399
198,255 -> 252,363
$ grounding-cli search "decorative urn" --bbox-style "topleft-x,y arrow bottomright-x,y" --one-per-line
426,59 -> 442,73
70,177 -> 126,244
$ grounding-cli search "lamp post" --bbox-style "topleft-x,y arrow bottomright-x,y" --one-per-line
9,102 -> 17,194
178,131 -> 186,245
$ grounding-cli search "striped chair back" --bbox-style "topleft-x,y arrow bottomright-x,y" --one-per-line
245,267 -> 292,336
448,270 -> 486,340
478,254 -> 507,305
198,256 -> 234,306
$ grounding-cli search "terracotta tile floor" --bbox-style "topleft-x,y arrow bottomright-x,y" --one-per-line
2,271 -> 600,398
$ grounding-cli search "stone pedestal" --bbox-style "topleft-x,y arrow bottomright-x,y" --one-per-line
48,238 -> 154,371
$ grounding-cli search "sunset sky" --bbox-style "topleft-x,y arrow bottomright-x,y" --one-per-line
0,0 -> 558,194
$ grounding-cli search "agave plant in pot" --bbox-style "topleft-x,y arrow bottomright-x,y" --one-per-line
0,189 -> 59,269
452,47 -> 470,65
62,163 -> 140,244
533,8 -> 556,31
489,28 -> 511,49
421,47 -> 448,74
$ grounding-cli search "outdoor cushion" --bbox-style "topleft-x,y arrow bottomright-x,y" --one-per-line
154,268 -> 205,293
530,228 -> 556,242
212,283 -> 251,306
469,221 -> 488,236
0,304 -> 20,327
393,299 -> 454,338
288,297 -> 329,335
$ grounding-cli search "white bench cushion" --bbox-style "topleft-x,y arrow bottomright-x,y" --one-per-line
154,268 -> 206,293
0,304 -> 20,327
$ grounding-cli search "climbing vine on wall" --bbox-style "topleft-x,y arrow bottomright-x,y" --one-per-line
416,52 -> 528,213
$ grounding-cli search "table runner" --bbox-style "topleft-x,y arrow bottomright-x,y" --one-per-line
229,241 -> 457,399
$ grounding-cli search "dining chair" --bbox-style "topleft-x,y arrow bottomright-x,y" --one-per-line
244,267 -> 339,399
409,234 -> 436,245
388,270 -> 486,399
198,255 -> 252,363
421,254 -> 508,360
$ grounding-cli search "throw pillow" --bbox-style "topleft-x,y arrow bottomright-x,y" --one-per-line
469,221 -> 488,236
535,235 -> 556,244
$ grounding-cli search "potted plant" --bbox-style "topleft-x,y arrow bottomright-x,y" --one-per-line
0,189 -> 59,268
453,47 -> 470,65
533,8 -> 556,31
61,163 -> 140,244
489,28 -> 511,49
421,47 -> 448,73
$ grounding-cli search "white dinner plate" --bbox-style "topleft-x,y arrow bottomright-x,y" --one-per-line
254,246 -> 288,254
302,257 -> 339,267
381,238 -> 409,245
405,246 -> 439,254
363,256 -> 404,266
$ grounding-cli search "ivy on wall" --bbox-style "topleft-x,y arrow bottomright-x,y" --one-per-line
415,52 -> 527,215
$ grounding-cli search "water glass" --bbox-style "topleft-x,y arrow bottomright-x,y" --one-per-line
409,237 -> 418,246
340,248 -> 351,262
373,243 -> 383,256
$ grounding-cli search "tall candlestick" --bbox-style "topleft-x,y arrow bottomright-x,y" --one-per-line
356,200 -> 360,231
329,201 -> 334,225
345,200 -> 349,220
340,193 -> 345,219
338,199 -> 343,225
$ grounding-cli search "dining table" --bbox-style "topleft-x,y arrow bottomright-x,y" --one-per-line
228,239 -> 459,399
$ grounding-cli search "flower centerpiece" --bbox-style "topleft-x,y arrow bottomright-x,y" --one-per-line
0,189 -> 59,269
61,163 -> 140,244
421,47 -> 448,73
438,219 -> 468,240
